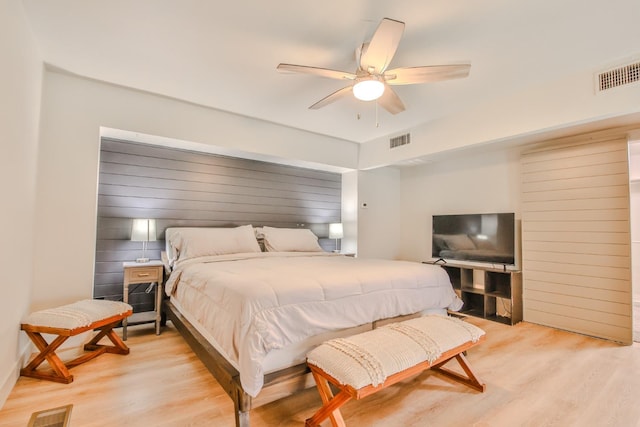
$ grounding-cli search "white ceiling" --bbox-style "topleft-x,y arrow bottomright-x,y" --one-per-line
22,0 -> 640,144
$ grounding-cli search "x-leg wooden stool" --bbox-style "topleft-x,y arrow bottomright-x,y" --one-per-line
21,300 -> 132,384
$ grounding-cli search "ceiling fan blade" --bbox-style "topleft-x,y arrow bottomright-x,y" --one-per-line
378,85 -> 405,115
277,63 -> 356,80
384,64 -> 471,85
359,18 -> 405,74
309,86 -> 353,110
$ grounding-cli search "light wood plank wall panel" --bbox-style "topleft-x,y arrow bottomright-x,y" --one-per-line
521,133 -> 632,343
95,139 -> 342,312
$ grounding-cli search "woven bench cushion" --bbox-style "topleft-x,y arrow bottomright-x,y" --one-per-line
307,315 -> 485,390
23,299 -> 132,330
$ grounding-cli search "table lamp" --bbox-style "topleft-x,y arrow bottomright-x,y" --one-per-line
131,219 -> 156,263
329,223 -> 344,253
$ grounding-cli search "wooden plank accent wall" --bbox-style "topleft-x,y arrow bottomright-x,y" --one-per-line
95,138 -> 342,312
521,133 -> 632,343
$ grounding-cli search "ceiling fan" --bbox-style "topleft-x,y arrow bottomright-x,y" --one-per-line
277,18 -> 470,115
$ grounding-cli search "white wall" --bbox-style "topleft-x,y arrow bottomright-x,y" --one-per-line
341,171 -> 358,255
355,151 -> 521,262
398,146 -> 522,263
0,0 -> 42,407
360,65 -> 640,170
31,69 -> 359,310
357,167 -> 402,259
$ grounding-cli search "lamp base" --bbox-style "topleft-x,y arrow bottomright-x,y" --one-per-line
135,257 -> 150,263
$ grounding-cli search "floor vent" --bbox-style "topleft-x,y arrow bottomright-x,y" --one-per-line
390,133 -> 411,149
597,61 -> 640,92
28,404 -> 73,427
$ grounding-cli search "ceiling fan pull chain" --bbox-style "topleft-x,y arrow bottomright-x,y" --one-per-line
376,101 -> 380,128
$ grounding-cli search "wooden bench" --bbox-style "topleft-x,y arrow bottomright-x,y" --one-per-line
21,299 -> 133,384
305,315 -> 486,427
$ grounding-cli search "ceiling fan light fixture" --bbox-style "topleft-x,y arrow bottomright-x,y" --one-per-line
352,78 -> 385,101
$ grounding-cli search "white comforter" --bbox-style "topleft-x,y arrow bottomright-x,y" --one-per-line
165,252 -> 462,397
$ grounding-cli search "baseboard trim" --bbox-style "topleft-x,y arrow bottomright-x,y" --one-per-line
0,341 -> 31,410
0,330 -> 96,408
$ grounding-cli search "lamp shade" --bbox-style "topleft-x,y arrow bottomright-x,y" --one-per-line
131,219 -> 157,242
329,223 -> 344,239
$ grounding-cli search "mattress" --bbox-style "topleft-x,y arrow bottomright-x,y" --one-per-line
165,252 -> 462,397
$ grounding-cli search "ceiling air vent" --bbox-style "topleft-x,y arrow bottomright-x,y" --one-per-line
596,61 -> 640,92
390,133 -> 411,149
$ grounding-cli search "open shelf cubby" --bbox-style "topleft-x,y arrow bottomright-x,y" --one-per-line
442,263 -> 522,325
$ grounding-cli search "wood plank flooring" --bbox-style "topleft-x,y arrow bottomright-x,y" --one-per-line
2,318 -> 640,426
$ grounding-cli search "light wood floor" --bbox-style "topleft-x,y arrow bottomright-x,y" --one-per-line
2,318 -> 640,427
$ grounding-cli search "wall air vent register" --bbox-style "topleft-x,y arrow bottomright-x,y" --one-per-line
390,133 -> 411,149
596,61 -> 640,92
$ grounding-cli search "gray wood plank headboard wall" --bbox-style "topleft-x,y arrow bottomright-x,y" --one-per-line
95,138 -> 342,312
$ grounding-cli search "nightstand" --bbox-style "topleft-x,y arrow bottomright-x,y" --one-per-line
122,260 -> 163,340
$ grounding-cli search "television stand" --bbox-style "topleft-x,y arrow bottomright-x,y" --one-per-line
441,262 -> 522,325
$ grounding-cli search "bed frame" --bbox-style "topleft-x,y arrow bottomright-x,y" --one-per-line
164,299 -> 425,426
164,299 -> 314,427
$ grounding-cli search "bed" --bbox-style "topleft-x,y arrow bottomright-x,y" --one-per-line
162,225 -> 463,426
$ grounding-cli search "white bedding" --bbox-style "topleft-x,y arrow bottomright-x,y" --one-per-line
165,251 -> 462,397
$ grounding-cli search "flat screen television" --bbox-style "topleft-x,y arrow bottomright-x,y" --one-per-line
432,213 -> 515,266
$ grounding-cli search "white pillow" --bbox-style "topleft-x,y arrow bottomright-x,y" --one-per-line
262,226 -> 323,252
169,225 -> 261,261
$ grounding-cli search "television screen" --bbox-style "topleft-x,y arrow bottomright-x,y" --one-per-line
432,213 -> 515,265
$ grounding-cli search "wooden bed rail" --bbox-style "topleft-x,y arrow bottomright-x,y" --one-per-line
163,300 -> 447,427
164,300 -> 316,427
